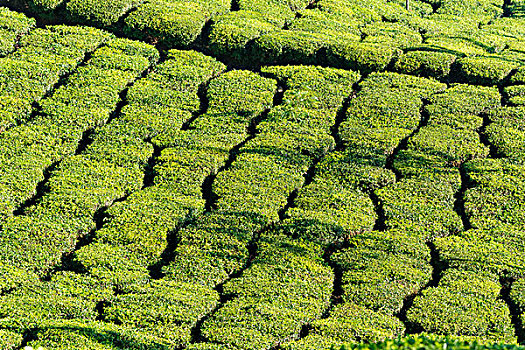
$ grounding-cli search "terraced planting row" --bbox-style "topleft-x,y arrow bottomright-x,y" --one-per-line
5,0 -> 525,77
1,2 -> 525,350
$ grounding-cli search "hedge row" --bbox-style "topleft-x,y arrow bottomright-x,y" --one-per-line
463,159 -> 525,232
486,107 -> 525,161
286,228 -> 431,348
0,25 -> 111,132
0,47 -> 275,350
15,319 -> 184,349
75,66 -> 271,293
124,0 -> 230,46
70,50 -> 227,288
405,86 -> 525,341
24,51 -> 232,348
395,84 -> 498,180
69,66 -> 278,347
166,65 -> 353,274
198,70 -> 452,348
396,84 -> 517,341
20,328 -> 525,350
0,26 -> 113,220
199,234 -> 333,349
409,270 -> 514,342
290,75 -> 506,345
340,72 -> 446,168
281,72 -> 443,348
207,0 -> 313,65
65,0 -> 144,26
75,55 -> 248,290
25,0 -> 230,45
0,7 -> 35,57
349,334 -> 525,350
0,37 -> 157,293
205,0 -> 519,72
177,66 -> 365,349
11,0 -> 525,81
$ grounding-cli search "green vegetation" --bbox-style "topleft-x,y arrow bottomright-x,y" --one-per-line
0,1 -> 524,349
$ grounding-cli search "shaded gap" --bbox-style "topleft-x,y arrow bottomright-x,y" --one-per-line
95,300 -> 110,322
306,0 -> 322,9
18,328 -> 38,349
479,112 -> 503,159
332,73 -> 367,150
194,16 -> 215,50
74,128 -> 95,155
202,85 -> 286,212
332,91 -> 356,151
499,276 -> 525,343
503,0 -> 513,17
368,189 -> 387,231
147,219 -> 189,280
142,142 -> 162,189
12,161 -> 59,216
395,241 -> 447,334
230,0 -> 240,11
181,82 -> 210,130
320,241 -> 349,318
278,160 -> 317,221
478,85 -> 507,159
453,163 -> 472,231
385,103 -> 430,181
190,226 -> 262,344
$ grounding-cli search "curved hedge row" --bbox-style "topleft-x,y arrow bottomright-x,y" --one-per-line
1,0 -> 525,349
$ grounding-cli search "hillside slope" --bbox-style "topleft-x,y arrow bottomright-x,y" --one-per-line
0,0 -> 524,348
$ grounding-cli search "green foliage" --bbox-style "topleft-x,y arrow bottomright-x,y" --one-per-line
437,0 -> 504,19
407,270 -> 515,342
207,69 -> 277,115
0,7 -> 35,56
208,11 -> 277,65
464,159 -> 525,230
333,228 -> 431,314
2,2 -> 525,348
124,0 -> 229,46
504,85 -> 525,106
66,0 -> 139,25
485,107 -> 525,160
201,234 -> 332,349
436,227 -> 525,276
341,334 -> 525,350
0,329 -> 22,350
326,41 -> 399,73
377,177 -> 462,237
254,30 -> 330,66
104,280 -> 219,346
362,22 -> 422,49
394,50 -> 456,79
283,177 -> 377,245
284,303 -> 404,348
455,56 -> 519,85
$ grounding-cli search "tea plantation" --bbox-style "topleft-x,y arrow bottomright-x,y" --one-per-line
0,0 -> 524,348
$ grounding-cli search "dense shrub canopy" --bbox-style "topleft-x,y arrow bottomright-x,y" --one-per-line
0,0 -> 524,349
